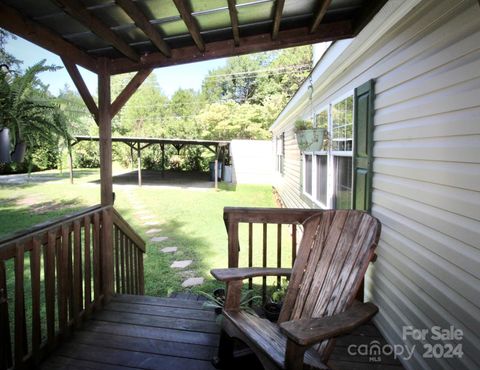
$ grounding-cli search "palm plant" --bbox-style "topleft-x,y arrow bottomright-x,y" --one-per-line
0,60 -> 71,162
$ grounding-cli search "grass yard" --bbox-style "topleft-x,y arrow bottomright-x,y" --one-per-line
0,168 -> 282,298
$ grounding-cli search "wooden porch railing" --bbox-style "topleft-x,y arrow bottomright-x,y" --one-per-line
0,205 -> 145,370
223,207 -> 321,304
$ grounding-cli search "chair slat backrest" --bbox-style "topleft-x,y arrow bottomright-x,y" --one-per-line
278,210 -> 381,360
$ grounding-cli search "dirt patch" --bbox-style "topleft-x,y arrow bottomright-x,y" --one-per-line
15,195 -> 79,214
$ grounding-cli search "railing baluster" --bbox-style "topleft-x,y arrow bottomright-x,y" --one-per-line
125,239 -> 131,294
93,213 -> 101,307
73,221 -> 82,327
14,242 -> 27,367
277,224 -> 282,287
45,232 -> 56,348
129,240 -> 134,294
248,223 -> 253,290
67,229 -> 74,326
114,226 -> 120,294
137,247 -> 144,295
84,216 -> 92,317
262,223 -> 267,305
0,259 -> 13,369
30,239 -> 41,364
133,248 -> 138,294
120,233 -> 126,294
59,226 -> 69,335
291,224 -> 297,265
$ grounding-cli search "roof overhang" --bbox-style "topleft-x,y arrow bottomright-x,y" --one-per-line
0,0 -> 388,74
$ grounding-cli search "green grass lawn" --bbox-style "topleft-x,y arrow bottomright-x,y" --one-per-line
0,168 -> 280,297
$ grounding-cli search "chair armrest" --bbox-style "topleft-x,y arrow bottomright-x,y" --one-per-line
280,302 -> 378,347
211,267 -> 292,282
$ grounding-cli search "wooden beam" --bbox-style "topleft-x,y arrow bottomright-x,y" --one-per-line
62,58 -> 99,124
272,0 -> 285,41
110,20 -> 353,74
227,0 -> 240,46
53,0 -> 139,62
172,0 -> 205,52
110,68 -> 153,118
310,0 -> 332,33
115,0 -> 171,57
0,2 -> 97,72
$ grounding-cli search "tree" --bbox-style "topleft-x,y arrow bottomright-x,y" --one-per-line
0,29 -> 21,72
0,60 -> 72,172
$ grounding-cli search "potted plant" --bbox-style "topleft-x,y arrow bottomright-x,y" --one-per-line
263,279 -> 288,322
294,119 -> 325,152
200,289 -> 260,323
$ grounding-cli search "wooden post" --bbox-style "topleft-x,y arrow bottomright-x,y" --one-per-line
137,142 -> 142,187
161,143 -> 165,178
214,159 -> 218,190
98,58 -> 114,302
68,147 -> 74,184
130,146 -> 134,170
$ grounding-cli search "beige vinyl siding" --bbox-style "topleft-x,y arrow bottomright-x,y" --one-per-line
271,0 -> 480,369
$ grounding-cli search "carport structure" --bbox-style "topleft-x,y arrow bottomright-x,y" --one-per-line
72,135 -> 230,186
0,1 -> 390,369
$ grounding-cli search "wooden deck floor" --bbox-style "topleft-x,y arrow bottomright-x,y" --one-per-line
41,294 -> 404,370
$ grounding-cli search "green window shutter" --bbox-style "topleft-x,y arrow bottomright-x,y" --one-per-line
353,79 -> 375,212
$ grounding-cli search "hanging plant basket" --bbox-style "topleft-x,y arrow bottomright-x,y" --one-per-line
0,128 -> 11,163
11,141 -> 27,163
295,128 -> 325,152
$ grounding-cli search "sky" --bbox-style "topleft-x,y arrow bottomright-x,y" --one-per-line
5,36 -> 227,98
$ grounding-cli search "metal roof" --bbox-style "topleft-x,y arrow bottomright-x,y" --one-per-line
0,0 -> 387,74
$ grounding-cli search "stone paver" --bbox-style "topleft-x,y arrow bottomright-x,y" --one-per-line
144,221 -> 161,226
170,260 -> 192,269
181,277 -> 204,287
146,228 -> 162,235
160,247 -> 177,253
151,236 -> 168,242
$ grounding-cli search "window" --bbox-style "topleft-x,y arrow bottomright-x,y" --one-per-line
275,133 -> 284,174
302,95 -> 354,209
315,155 -> 328,205
304,154 -> 313,196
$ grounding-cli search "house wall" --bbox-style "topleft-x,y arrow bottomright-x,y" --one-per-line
271,1 -> 480,369
230,140 -> 273,184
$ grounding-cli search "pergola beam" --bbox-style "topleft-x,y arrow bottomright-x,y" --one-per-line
62,58 -> 99,124
172,0 -> 205,52
115,0 -> 171,57
53,0 -> 140,62
0,2 -> 97,72
310,0 -> 332,33
227,0 -> 240,46
110,68 -> 153,118
110,20 -> 353,74
272,0 -> 285,41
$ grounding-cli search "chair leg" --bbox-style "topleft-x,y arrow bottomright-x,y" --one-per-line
212,329 -> 235,369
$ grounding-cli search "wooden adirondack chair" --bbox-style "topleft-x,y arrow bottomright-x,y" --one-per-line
211,209 -> 381,370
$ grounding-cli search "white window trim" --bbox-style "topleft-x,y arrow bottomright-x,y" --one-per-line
302,93 -> 354,209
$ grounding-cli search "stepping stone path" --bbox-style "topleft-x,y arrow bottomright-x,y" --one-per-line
125,193 -> 204,290
144,221 -> 161,226
151,236 -> 168,242
170,260 -> 192,269
146,228 -> 162,235
182,277 -> 204,287
160,247 -> 178,253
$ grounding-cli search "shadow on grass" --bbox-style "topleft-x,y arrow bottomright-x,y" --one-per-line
0,198 -> 85,239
